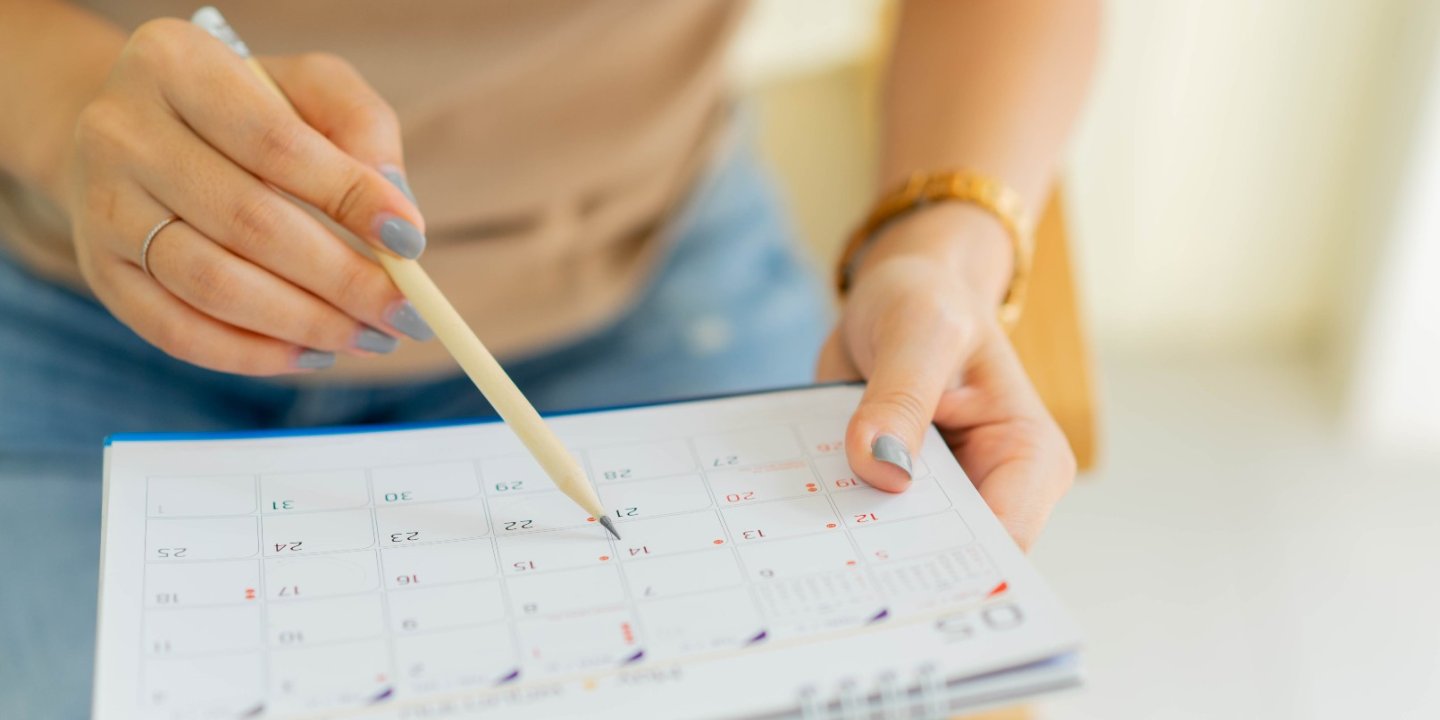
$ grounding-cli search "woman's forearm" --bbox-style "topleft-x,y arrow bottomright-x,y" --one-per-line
869,0 -> 1100,300
0,0 -> 125,204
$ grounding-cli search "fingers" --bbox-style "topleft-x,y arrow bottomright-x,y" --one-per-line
972,444 -> 1072,553
90,259 -> 325,377
128,115 -> 422,341
70,19 -> 430,378
110,185 -> 397,359
826,240 -> 1072,548
935,323 -> 1053,442
142,213 -> 396,357
939,328 -> 1076,551
843,297 -> 974,494
132,20 -> 423,258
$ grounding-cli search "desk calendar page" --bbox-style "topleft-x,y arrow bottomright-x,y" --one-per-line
94,385 -> 1081,719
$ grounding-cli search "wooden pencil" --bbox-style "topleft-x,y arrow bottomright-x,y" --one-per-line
190,6 -> 619,540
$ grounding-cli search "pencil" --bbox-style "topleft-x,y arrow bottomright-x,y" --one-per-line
190,6 -> 620,541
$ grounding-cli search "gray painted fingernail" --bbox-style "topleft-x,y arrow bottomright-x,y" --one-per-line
378,216 -> 425,259
386,300 -> 434,341
382,168 -> 416,203
296,349 -> 335,370
354,326 -> 399,354
871,435 -> 913,479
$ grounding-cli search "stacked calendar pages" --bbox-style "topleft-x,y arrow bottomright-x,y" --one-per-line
94,384 -> 1082,719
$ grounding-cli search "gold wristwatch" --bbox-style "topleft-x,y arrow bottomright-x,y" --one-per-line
837,170 -> 1035,329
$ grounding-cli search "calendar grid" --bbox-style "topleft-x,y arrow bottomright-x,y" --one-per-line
125,407 -> 1025,719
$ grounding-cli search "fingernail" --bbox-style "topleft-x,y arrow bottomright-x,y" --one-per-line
385,299 -> 434,341
296,349 -> 335,370
377,215 -> 425,259
381,167 -> 416,203
871,435 -> 913,479
354,326 -> 399,354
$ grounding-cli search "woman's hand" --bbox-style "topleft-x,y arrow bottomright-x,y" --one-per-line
66,18 -> 431,376
816,203 -> 1076,551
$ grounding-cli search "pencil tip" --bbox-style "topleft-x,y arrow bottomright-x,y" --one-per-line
598,515 -> 621,540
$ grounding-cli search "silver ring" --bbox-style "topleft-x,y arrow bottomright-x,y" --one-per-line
140,214 -> 180,278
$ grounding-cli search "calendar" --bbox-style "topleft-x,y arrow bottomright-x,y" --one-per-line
94,385 -> 1081,719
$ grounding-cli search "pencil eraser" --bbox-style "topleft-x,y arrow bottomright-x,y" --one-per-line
190,6 -> 252,57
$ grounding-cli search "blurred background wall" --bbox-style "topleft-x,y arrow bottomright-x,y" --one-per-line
729,2 -> 1440,717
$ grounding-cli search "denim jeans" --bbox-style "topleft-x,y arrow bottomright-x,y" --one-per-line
0,137 -> 830,717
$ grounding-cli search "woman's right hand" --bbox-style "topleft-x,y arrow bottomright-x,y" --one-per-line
67,18 -> 432,376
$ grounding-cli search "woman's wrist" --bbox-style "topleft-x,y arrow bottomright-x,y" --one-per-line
848,201 -> 1015,307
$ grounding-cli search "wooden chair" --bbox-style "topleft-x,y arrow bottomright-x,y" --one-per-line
1009,189 -> 1098,471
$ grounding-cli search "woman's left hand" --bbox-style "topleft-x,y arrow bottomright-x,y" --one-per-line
816,203 -> 1076,551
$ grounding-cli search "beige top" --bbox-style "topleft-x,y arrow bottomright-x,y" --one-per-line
0,0 -> 743,380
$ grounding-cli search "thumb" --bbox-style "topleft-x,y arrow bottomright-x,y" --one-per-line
844,320 -> 965,493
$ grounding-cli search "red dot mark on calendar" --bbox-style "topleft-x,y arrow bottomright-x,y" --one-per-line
805,483 -> 818,493
845,560 -> 857,566
599,555 -> 610,562
586,517 -> 596,523
621,623 -> 635,645
244,588 -> 256,600
713,539 -> 724,545
825,523 -> 837,529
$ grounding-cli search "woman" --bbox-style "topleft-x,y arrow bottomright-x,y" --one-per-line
0,0 -> 1097,715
